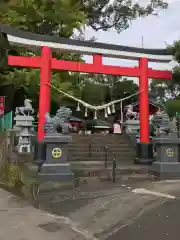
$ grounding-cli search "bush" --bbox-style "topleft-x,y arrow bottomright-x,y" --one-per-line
165,100 -> 180,117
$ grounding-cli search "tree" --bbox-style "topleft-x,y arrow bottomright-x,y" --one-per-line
80,0 -> 168,33
79,74 -> 138,106
165,99 -> 180,117
82,81 -> 109,105
1,0 -> 168,35
0,0 -> 168,112
148,40 -> 180,116
0,0 -> 86,37
149,41 -> 180,103
112,78 -> 138,101
0,0 -> 86,111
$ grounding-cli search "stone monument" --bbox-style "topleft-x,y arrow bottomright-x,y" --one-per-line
152,109 -> 171,136
13,99 -> 35,154
34,106 -> 74,182
124,104 -> 140,135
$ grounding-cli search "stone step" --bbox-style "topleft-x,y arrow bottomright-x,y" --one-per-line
70,161 -> 150,178
68,140 -> 129,147
70,135 -> 128,141
68,144 -> 132,151
71,134 -> 125,137
71,152 -> 135,156
69,148 -> 135,153
70,141 -> 129,145
68,155 -> 136,162
68,151 -> 135,157
69,148 -> 133,153
68,134 -> 136,167
69,158 -> 136,163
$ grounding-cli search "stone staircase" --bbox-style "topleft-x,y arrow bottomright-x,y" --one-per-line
68,134 -> 136,163
67,134 -> 147,179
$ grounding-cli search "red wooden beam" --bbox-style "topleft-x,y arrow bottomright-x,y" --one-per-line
52,58 -> 141,77
8,56 -> 41,68
8,56 -> 172,80
148,68 -> 172,80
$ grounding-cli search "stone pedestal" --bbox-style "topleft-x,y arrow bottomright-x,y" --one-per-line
35,133 -> 74,182
151,137 -> 180,179
124,120 -> 140,135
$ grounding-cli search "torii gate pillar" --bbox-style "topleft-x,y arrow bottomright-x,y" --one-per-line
139,57 -> 149,143
38,47 -> 52,141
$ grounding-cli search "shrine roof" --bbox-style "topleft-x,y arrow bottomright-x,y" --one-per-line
126,99 -> 164,109
70,116 -> 83,122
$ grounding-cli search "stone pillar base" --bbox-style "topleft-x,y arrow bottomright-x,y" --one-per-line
135,142 -> 153,164
34,133 -> 74,182
38,163 -> 74,182
124,119 -> 140,135
150,161 -> 180,180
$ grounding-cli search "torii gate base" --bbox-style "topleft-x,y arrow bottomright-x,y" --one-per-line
8,46 -> 172,162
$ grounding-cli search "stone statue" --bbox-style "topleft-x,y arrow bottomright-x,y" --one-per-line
152,109 -> 173,136
13,98 -> 35,153
15,99 -> 34,116
169,116 -> 178,135
125,104 -> 139,120
44,106 -> 72,134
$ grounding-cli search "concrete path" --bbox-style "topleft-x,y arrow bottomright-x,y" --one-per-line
1,178 -> 180,240
0,189 -> 90,240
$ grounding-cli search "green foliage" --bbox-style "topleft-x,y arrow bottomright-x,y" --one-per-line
169,41 -> 180,63
80,0 -> 168,33
168,41 -> 180,92
0,0 -> 86,37
5,163 -> 20,187
113,78 -> 138,101
82,81 -> 109,105
78,75 -> 138,107
0,0 -> 168,111
0,0 -> 168,35
165,99 -> 180,117
0,0 -> 86,110
151,40 -> 180,105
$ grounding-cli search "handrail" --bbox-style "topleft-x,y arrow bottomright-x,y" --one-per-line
104,145 -> 116,183
88,142 -> 116,183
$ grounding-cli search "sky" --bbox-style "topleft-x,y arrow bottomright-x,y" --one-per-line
83,0 -> 180,77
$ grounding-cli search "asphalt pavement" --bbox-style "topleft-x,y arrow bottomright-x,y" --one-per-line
107,199 -> 180,240
36,178 -> 180,240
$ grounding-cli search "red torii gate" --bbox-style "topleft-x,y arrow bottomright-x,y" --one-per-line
8,46 -> 172,143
